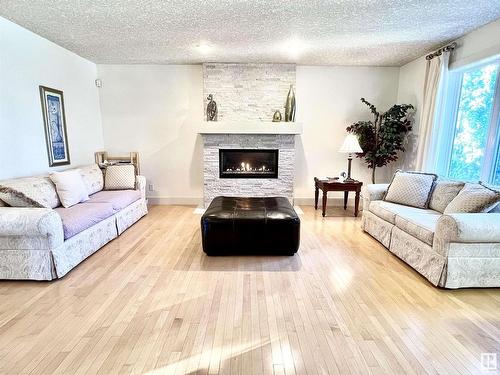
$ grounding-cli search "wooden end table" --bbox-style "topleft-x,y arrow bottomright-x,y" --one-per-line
314,178 -> 363,217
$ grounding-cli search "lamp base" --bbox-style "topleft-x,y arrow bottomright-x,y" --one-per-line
345,155 -> 356,182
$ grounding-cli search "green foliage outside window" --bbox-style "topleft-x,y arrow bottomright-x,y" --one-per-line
448,64 -> 499,182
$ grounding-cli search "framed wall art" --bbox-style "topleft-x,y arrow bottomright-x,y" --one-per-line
39,85 -> 70,166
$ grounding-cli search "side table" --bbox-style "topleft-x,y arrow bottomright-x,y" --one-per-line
314,178 -> 363,217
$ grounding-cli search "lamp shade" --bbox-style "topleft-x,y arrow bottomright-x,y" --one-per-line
339,134 -> 363,153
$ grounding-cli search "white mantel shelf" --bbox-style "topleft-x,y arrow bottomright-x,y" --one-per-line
198,121 -> 302,135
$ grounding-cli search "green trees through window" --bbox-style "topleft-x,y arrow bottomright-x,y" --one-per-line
448,64 -> 499,182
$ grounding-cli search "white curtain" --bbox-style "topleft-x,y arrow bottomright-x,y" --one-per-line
415,51 -> 450,172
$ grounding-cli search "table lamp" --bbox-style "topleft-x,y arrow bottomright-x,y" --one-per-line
339,134 -> 363,182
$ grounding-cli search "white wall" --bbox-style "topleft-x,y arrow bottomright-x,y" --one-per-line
450,19 -> 500,69
394,57 -> 426,170
98,64 -> 400,204
295,66 -> 400,203
0,17 -> 103,179
3,15 -> 497,204
396,18 -> 500,170
97,65 -> 204,204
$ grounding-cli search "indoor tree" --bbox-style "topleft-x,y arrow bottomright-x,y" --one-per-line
346,98 -> 414,183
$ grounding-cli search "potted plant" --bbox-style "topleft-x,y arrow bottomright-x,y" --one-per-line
346,98 -> 414,183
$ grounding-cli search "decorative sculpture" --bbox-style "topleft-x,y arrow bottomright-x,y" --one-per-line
206,94 -> 218,121
284,84 -> 296,122
272,110 -> 282,122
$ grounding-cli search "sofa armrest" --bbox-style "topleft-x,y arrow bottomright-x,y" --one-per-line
435,213 -> 500,243
362,183 -> 389,210
0,207 -> 64,247
136,175 -> 146,200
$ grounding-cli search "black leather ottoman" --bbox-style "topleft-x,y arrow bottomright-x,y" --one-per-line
201,196 -> 300,256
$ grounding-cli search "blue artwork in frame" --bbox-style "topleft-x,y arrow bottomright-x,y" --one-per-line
39,86 -> 70,166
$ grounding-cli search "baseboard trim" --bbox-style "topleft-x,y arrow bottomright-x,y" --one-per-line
294,197 -> 357,206
293,197 -> 314,206
147,196 -> 202,205
148,195 -> 363,207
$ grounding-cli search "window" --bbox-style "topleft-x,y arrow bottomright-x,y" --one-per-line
438,60 -> 500,184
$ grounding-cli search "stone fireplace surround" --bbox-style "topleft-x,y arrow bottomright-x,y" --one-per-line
201,63 -> 300,207
201,133 -> 295,208
200,123 -> 302,208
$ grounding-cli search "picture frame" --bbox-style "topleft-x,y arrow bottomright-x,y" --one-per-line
39,85 -> 70,166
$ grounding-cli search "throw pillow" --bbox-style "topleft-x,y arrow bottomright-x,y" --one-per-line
0,176 -> 60,208
444,183 -> 500,214
49,170 -> 89,208
428,180 -> 465,213
104,165 -> 136,190
482,183 -> 500,212
79,164 -> 104,195
383,170 -> 437,208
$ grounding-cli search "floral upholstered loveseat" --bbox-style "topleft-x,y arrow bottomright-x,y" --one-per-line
0,164 -> 148,280
362,172 -> 500,289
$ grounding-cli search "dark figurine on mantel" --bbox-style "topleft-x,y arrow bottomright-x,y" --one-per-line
272,110 -> 282,122
206,94 -> 218,121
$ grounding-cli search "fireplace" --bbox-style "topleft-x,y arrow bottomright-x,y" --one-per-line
219,149 -> 279,178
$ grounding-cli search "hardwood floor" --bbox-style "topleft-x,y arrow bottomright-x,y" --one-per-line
1,205 -> 499,375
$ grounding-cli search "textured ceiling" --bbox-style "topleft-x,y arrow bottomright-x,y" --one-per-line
1,1 -> 500,66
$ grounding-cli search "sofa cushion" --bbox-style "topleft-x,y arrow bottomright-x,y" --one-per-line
369,201 -> 399,224
444,183 -> 500,214
0,176 -> 60,208
384,170 -> 437,208
78,164 -> 104,195
55,202 -> 115,240
49,170 -> 89,208
104,165 -> 136,190
368,200 -> 436,224
428,180 -> 465,213
482,183 -> 500,212
87,190 -> 141,211
395,212 -> 441,246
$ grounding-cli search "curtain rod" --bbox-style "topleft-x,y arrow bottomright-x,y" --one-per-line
426,42 -> 457,60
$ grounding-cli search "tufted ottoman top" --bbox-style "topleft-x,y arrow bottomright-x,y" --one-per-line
201,196 -> 300,255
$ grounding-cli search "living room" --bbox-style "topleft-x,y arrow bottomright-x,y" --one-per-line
1,1 -> 500,374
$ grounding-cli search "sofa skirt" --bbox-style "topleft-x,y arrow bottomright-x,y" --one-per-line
363,212 -> 446,287
362,211 -> 393,248
0,249 -> 57,280
51,215 -> 119,278
389,227 -> 446,286
116,199 -> 148,235
0,199 -> 148,280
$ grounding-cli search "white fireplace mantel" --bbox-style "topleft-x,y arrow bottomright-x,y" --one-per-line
198,121 -> 302,135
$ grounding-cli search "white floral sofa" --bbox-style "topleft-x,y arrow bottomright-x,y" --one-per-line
362,175 -> 500,289
0,164 -> 148,280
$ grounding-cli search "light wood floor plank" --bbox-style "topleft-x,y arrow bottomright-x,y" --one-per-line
0,205 -> 499,375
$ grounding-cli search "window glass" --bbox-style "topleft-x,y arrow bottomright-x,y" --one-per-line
493,139 -> 500,186
447,64 -> 498,181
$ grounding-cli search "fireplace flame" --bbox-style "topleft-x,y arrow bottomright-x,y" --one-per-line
230,162 -> 268,172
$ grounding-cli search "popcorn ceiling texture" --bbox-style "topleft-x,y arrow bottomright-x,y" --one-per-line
2,1 -> 500,66
203,134 -> 295,207
203,63 -> 296,122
